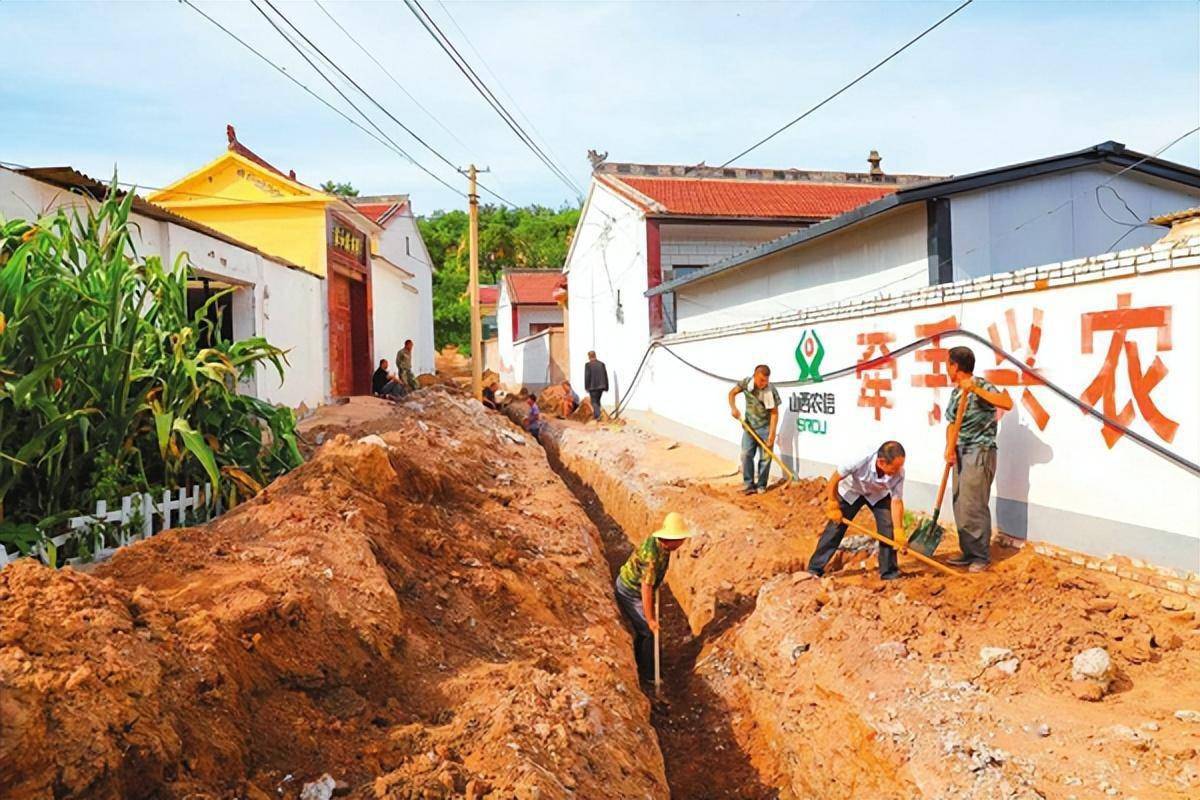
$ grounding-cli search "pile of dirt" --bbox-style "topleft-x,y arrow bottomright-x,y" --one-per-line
0,388 -> 667,799
434,345 -> 471,379
544,417 -> 1200,799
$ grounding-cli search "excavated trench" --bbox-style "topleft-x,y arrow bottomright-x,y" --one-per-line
549,458 -> 775,800
537,417 -> 1200,800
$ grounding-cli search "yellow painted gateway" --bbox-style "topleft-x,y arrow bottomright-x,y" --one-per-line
150,126 -> 382,395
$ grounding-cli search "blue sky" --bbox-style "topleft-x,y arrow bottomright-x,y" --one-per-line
1,1 -> 1197,213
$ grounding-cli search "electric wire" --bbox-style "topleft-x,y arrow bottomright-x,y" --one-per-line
720,0 -> 975,167
181,0 -> 465,199
403,0 -> 584,199
608,334 -> 1199,477
312,0 -> 474,155
259,0 -> 517,208
434,0 -> 574,186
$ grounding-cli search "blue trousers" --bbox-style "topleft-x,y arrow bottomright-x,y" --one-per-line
741,425 -> 771,489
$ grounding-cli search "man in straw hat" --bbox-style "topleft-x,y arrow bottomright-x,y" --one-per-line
613,511 -> 693,685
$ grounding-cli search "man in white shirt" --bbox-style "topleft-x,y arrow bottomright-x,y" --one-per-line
807,441 -> 907,580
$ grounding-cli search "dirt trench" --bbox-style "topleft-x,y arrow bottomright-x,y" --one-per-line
539,418 -> 1200,800
0,391 -> 669,800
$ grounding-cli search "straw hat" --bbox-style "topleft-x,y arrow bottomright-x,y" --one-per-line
652,511 -> 693,540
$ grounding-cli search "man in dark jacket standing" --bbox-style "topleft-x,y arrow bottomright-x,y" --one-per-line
583,351 -> 608,421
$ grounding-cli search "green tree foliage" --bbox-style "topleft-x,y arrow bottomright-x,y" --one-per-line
320,180 -> 359,197
0,182 -> 303,561
418,204 -> 579,351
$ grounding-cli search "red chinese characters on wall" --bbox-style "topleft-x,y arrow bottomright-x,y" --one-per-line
856,331 -> 897,421
910,315 -> 958,425
1080,292 -> 1178,448
983,308 -> 1050,430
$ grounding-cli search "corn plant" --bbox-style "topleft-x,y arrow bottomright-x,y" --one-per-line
0,179 -> 301,560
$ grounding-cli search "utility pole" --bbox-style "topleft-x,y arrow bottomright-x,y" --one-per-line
467,165 -> 483,399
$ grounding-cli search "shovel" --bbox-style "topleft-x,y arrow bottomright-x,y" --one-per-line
653,588 -> 662,699
739,418 -> 795,483
908,387 -> 971,557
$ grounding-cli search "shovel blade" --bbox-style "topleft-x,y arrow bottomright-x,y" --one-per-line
908,519 -> 944,557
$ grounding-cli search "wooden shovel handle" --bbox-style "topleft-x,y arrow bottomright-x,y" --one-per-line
934,388 -> 973,510
841,517 -> 961,577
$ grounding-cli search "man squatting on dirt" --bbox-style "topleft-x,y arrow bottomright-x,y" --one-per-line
613,512 -> 693,683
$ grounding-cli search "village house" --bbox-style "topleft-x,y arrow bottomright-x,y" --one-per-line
492,269 -> 567,390
0,163 -> 325,410
563,151 -> 940,409
149,126 -> 435,398
565,142 -> 1200,413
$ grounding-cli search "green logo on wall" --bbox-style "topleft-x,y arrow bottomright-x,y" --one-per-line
795,329 -> 824,382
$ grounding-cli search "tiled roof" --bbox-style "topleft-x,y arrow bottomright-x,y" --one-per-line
351,195 -> 411,226
504,270 -> 563,304
479,284 -> 499,304
599,174 -> 898,220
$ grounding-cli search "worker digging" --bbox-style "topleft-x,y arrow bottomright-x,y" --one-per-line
613,511 -> 694,694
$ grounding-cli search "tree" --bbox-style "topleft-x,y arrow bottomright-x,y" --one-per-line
418,203 -> 581,352
320,180 -> 359,197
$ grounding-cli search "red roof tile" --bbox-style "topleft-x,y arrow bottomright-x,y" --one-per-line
353,203 -> 394,224
505,270 -> 562,304
601,175 -> 897,220
479,284 -> 499,304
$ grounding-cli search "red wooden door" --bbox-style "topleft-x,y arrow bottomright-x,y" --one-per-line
328,272 -> 353,397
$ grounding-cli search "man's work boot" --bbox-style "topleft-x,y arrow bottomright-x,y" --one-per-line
946,554 -> 972,567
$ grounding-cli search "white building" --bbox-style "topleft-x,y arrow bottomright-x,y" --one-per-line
495,269 -> 567,390
0,164 -> 326,409
564,153 -> 937,411
351,195 -> 436,375
650,141 -> 1200,333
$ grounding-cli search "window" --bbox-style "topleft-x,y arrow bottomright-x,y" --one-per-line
662,265 -> 702,335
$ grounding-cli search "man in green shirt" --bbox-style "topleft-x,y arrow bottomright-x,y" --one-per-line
727,364 -> 782,495
944,346 -> 1013,572
614,512 -> 693,684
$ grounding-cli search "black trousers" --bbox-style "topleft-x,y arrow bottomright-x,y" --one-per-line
614,578 -> 654,680
588,389 -> 604,420
808,493 -> 899,578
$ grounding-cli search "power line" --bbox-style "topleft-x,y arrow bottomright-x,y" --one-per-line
403,0 -> 584,200
258,0 -> 518,208
434,0 -> 573,186
313,0 -> 473,155
180,0 -> 465,199
248,0 -> 469,200
720,0 -> 975,168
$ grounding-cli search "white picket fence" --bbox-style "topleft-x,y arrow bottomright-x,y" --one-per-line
0,483 -> 220,567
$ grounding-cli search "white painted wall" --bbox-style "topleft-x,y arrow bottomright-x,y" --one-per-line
371,257 -> 425,374
0,167 -> 326,409
372,208 -> 435,373
564,183 -> 650,413
625,237 -> 1200,572
674,204 -> 929,333
951,166 -> 1200,280
258,258 -> 325,409
511,329 -> 552,389
515,305 -> 563,338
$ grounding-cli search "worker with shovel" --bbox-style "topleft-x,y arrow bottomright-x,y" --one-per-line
943,346 -> 1013,572
613,512 -> 693,691
728,364 -> 782,495
807,441 -> 907,581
